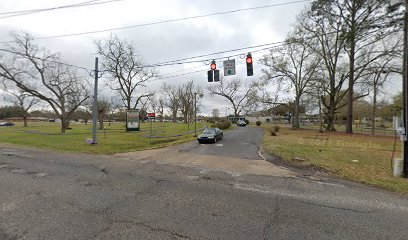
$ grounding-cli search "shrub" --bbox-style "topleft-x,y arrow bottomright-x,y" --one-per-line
269,127 -> 277,136
207,119 -> 215,124
256,121 -> 262,126
216,121 -> 231,130
244,119 -> 249,125
273,125 -> 280,132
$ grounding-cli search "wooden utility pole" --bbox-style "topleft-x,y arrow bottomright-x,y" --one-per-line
92,57 -> 99,145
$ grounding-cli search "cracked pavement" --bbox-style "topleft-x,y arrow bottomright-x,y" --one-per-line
1,126 -> 408,239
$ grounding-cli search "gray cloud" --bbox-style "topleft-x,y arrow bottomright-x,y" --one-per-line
0,0 -> 309,113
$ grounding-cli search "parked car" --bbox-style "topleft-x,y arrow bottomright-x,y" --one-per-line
237,120 -> 247,127
197,128 -> 223,143
0,122 -> 15,126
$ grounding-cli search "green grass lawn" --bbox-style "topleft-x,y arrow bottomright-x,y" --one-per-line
0,121 -> 207,154
262,124 -> 408,194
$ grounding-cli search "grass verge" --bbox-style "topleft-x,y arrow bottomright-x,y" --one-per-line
262,125 -> 408,194
0,121 -> 207,154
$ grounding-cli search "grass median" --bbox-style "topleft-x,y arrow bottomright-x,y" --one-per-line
0,121 -> 207,154
262,124 -> 408,194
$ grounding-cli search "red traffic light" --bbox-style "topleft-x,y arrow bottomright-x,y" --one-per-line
246,53 -> 253,76
210,60 -> 216,70
246,54 -> 252,64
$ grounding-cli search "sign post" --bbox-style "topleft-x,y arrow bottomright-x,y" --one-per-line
147,113 -> 156,146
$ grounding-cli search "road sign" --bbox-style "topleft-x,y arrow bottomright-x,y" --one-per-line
147,113 -> 156,119
223,59 -> 236,76
126,109 -> 140,131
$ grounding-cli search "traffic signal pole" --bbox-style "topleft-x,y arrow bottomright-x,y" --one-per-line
403,0 -> 408,177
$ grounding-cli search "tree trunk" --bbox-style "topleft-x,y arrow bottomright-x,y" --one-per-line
60,117 -> 70,133
172,109 -> 177,123
371,87 -> 377,136
319,99 -> 323,133
346,9 -> 357,134
183,112 -> 188,124
98,114 -> 104,130
293,96 -> 300,129
325,98 -> 337,132
23,116 -> 28,127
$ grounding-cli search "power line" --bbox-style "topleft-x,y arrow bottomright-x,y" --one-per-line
2,0 -> 311,42
0,39 -> 289,76
0,48 -> 90,72
158,65 -> 207,77
153,41 -> 286,66
0,0 -> 125,19
135,41 -> 287,68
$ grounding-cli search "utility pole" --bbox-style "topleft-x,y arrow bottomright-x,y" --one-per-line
194,93 -> 197,136
194,92 -> 203,136
92,57 -> 99,145
389,0 -> 408,178
403,0 -> 408,177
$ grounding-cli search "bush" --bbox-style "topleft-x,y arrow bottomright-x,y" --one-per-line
207,119 -> 215,124
215,121 -> 231,130
273,125 -> 280,132
256,121 -> 262,126
244,119 -> 249,125
269,127 -> 277,136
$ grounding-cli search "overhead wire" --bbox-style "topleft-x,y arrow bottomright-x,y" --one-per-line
0,0 -> 312,42
0,48 -> 90,72
0,0 -> 125,19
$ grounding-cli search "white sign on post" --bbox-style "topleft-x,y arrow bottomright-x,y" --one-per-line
223,59 -> 236,76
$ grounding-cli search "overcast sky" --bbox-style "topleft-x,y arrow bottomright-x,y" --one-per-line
0,0 -> 401,115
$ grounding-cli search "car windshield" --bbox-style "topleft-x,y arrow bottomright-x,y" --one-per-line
202,128 -> 216,134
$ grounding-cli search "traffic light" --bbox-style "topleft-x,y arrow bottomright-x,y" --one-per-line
210,60 -> 216,70
208,60 -> 219,82
246,53 -> 253,76
214,69 -> 220,82
207,70 -> 213,82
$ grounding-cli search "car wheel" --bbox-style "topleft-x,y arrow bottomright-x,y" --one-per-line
214,137 -> 217,143
220,134 -> 223,140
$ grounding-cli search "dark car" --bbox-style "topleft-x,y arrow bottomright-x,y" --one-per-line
0,122 -> 15,126
197,128 -> 223,143
237,120 -> 247,127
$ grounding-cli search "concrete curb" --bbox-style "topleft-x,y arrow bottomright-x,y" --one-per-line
258,127 -> 266,161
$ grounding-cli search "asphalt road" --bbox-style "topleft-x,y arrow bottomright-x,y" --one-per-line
184,125 -> 264,160
1,127 -> 408,240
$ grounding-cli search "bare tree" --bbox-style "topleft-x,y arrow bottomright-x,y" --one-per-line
260,29 -> 320,129
2,85 -> 40,127
106,96 -> 122,126
212,108 -> 220,118
96,99 -> 111,130
157,97 -> 165,122
208,77 -> 258,119
95,35 -> 156,110
365,51 -> 400,134
0,32 -> 89,133
161,83 -> 179,123
300,9 -> 349,131
178,81 -> 195,124
309,0 -> 401,133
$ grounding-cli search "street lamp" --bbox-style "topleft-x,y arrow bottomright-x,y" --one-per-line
389,0 -> 408,177
194,91 -> 203,136
225,107 -> 230,119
